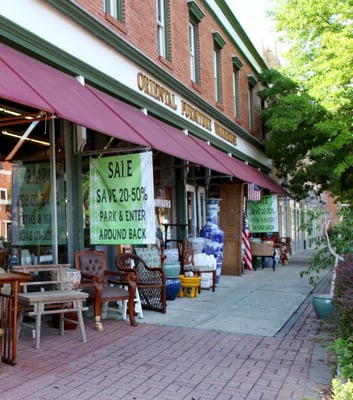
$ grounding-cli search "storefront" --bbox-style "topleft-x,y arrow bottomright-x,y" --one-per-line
0,2 -> 285,276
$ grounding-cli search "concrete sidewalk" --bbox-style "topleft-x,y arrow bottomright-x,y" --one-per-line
140,251 -> 317,336
0,250 -> 335,399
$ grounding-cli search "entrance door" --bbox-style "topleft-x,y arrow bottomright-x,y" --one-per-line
185,185 -> 206,237
220,182 -> 244,276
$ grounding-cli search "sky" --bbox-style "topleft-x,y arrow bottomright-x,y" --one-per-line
225,0 -> 277,54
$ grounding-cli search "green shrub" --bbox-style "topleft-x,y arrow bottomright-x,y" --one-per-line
333,254 -> 353,339
330,337 -> 353,380
332,378 -> 353,400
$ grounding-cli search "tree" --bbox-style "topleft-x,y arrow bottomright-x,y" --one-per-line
258,0 -> 353,204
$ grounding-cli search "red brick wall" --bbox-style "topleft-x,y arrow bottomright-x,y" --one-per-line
73,0 -> 263,137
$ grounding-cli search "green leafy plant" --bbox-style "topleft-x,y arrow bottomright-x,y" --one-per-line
330,337 -> 353,380
333,254 -> 353,340
299,206 -> 353,292
332,378 -> 353,400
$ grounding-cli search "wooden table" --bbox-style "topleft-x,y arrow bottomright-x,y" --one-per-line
17,289 -> 88,349
0,272 -> 32,365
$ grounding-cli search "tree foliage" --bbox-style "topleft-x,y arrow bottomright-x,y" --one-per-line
259,0 -> 353,203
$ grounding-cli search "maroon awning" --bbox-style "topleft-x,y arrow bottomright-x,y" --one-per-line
88,85 -> 234,176
0,43 -> 284,193
190,136 -> 286,194
0,43 -> 149,146
0,56 -> 54,113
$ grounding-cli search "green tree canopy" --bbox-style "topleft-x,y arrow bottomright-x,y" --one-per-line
259,0 -> 353,204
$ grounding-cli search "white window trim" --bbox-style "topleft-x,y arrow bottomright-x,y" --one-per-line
189,23 -> 196,82
157,0 -> 166,58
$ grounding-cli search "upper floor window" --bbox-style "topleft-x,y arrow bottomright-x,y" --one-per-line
0,188 -> 7,203
105,0 -> 123,22
188,1 -> 205,84
157,0 -> 170,60
212,31 -> 226,104
189,23 -> 197,82
248,75 -> 257,131
232,56 -> 243,119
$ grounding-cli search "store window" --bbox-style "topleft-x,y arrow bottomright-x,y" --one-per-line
188,0 -> 205,84
232,56 -> 243,119
7,119 -> 69,266
156,0 -> 170,60
212,31 -> 226,104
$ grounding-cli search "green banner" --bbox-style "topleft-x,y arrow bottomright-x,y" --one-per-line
246,194 -> 279,233
89,152 -> 155,244
11,162 -> 66,245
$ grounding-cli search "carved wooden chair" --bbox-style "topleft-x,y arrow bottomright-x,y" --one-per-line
178,239 -> 194,270
115,246 -> 166,313
74,250 -> 137,331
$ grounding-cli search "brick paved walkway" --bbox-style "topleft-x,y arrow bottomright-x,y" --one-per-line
0,251 -> 336,400
0,290 -> 334,400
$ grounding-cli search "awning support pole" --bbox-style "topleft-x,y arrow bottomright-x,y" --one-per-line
49,119 -> 58,264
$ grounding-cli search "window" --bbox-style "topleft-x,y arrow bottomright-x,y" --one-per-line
214,49 -> 221,102
188,1 -> 205,84
248,76 -> 257,131
232,56 -> 243,119
212,32 -> 226,104
189,23 -> 196,82
157,0 -> 170,60
105,0 -> 123,22
0,188 -> 6,202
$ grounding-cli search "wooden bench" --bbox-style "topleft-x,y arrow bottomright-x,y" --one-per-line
12,264 -> 88,349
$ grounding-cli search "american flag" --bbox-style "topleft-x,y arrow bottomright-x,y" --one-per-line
242,211 -> 253,271
247,183 -> 262,201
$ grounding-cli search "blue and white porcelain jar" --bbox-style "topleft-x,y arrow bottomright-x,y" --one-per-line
200,198 -> 224,283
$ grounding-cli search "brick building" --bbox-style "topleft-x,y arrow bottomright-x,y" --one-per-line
0,1 -> 284,274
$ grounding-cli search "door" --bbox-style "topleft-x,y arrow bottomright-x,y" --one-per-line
220,182 -> 244,276
185,185 -> 206,237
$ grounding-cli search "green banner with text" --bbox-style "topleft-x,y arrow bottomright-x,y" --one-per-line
89,152 -> 155,244
246,194 -> 279,233
11,162 -> 66,246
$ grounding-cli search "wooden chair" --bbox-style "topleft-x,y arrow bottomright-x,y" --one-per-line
178,239 -> 194,270
116,247 -> 166,314
74,250 -> 137,331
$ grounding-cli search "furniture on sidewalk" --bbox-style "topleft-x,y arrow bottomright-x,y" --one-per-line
116,249 -> 166,313
74,250 -> 137,331
181,239 -> 216,292
0,271 -> 32,364
274,237 -> 291,265
250,241 -> 276,271
12,264 -> 88,350
178,274 -> 201,298
163,223 -> 187,273
189,269 -> 216,292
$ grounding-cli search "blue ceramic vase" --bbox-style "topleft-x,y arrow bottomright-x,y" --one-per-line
164,262 -> 181,300
165,278 -> 181,300
200,198 -> 224,283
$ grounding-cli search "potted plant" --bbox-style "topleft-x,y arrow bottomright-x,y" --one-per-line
300,206 -> 353,320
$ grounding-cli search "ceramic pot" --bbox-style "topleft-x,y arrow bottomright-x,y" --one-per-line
312,294 -> 335,320
164,262 -> 181,279
166,278 -> 181,300
188,237 -> 205,254
200,198 -> 224,283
